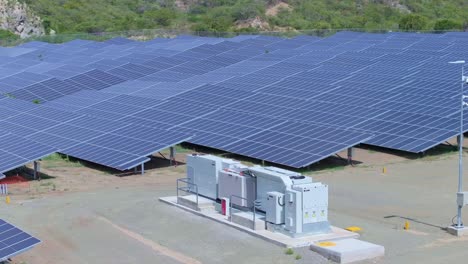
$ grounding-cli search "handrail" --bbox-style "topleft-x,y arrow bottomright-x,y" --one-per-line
229,195 -> 258,230
176,178 -> 199,207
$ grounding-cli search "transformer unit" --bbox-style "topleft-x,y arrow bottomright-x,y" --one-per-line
250,166 -> 312,212
250,165 -> 330,236
285,183 -> 329,235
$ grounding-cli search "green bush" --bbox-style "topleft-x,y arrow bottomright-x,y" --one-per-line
434,19 -> 462,31
313,21 -> 331,30
399,14 -> 428,31
0,29 -> 19,40
231,0 -> 264,21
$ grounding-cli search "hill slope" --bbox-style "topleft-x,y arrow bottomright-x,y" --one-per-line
0,0 -> 43,39
9,0 -> 468,37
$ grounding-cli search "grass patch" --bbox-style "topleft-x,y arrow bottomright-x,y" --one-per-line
39,181 -> 57,191
175,144 -> 192,153
295,254 -> 302,260
39,181 -> 53,186
42,153 -> 66,161
285,248 -> 294,255
41,153 -> 84,168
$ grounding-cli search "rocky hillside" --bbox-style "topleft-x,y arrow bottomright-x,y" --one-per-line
0,0 -> 44,38
1,0 -> 466,38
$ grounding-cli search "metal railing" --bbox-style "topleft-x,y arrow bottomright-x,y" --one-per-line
0,184 -> 8,195
229,195 -> 258,230
176,178 -> 199,208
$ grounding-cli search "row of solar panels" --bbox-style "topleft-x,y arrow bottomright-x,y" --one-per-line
0,31 -> 467,171
0,94 -> 191,173
0,219 -> 40,261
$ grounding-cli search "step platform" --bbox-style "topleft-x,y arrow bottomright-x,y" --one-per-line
230,211 -> 266,231
177,194 -> 216,212
310,238 -> 384,263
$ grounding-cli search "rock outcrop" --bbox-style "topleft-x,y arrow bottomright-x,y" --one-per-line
0,0 -> 44,38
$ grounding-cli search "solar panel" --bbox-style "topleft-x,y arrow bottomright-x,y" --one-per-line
62,143 -> 150,170
66,115 -> 130,132
0,133 -> 56,173
68,72 -> 112,90
84,69 -> 126,86
20,83 -> 64,101
8,89 -> 42,102
107,65 -> 146,80
0,47 -> 36,57
5,113 -> 60,130
1,32 -> 468,169
26,132 -> 80,149
42,124 -> 103,142
0,219 -> 41,261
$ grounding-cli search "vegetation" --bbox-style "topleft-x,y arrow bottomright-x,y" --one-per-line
0,29 -> 19,40
41,153 -> 84,168
13,0 -> 468,37
284,248 -> 294,255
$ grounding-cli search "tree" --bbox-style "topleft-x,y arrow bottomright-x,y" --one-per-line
231,1 -> 264,21
399,14 -> 428,31
145,8 -> 177,27
434,19 -> 462,31
312,21 -> 331,36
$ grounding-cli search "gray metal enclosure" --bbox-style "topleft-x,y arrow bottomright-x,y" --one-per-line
218,169 -> 256,207
185,154 -> 331,237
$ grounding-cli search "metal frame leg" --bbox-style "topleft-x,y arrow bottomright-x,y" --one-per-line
33,161 -> 38,180
170,146 -> 175,166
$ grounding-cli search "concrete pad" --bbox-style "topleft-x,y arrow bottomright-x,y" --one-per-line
310,238 -> 384,264
160,196 -> 360,248
447,225 -> 468,236
230,211 -> 266,231
176,194 -> 215,212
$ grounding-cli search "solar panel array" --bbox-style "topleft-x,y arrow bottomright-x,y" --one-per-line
0,94 -> 191,172
0,219 -> 41,261
0,31 -> 467,170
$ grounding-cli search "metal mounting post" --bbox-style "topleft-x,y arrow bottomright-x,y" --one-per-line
33,161 -> 38,180
347,147 -> 354,165
170,146 -> 175,166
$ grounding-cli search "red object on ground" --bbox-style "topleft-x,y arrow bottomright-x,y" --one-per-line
221,198 -> 227,215
0,175 -> 28,185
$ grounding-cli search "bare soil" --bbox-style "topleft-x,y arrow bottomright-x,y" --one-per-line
3,143 -> 468,264
266,2 -> 292,16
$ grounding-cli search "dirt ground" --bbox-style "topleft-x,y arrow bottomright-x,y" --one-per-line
2,144 -> 468,264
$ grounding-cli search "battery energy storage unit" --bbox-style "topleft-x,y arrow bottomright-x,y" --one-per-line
218,169 -> 255,207
186,154 -> 242,200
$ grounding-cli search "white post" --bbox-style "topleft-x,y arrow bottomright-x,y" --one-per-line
449,60 -> 466,230
457,63 -> 465,228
